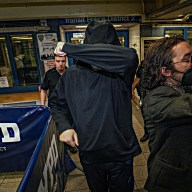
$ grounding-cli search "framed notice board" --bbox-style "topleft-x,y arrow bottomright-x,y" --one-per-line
141,37 -> 163,60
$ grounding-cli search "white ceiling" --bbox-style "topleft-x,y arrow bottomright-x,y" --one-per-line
0,0 -> 191,25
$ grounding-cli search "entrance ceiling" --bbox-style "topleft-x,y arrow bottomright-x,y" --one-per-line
0,0 -> 191,23
143,0 -> 192,22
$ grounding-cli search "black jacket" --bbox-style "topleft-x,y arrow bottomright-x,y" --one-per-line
143,86 -> 192,192
49,20 -> 141,164
49,43 -> 141,163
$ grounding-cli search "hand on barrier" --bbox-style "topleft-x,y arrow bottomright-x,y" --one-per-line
54,42 -> 67,56
59,129 -> 79,147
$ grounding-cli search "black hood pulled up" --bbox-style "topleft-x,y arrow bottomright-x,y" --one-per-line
83,20 -> 121,46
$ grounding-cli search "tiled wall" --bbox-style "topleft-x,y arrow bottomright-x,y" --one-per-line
129,24 -> 141,62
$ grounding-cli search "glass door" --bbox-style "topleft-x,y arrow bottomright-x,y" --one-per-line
11,34 -> 39,86
0,36 -> 13,88
65,31 -> 85,66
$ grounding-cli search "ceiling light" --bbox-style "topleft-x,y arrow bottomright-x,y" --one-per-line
113,25 -> 122,27
76,25 -> 87,28
174,18 -> 183,21
75,24 -> 122,29
179,0 -> 189,3
178,14 -> 184,17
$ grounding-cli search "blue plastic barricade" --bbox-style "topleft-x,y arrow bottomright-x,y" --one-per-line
0,106 -> 76,192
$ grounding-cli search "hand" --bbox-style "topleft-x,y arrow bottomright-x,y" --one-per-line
59,129 -> 79,147
54,42 -> 67,56
132,88 -> 136,100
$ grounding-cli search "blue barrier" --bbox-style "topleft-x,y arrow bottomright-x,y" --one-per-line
0,106 -> 76,192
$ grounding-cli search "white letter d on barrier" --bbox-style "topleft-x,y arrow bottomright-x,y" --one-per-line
0,123 -> 21,143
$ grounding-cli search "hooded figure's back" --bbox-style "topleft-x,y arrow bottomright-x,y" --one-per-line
49,20 -> 141,164
83,20 -> 121,45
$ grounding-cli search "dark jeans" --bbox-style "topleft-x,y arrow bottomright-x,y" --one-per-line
81,160 -> 134,192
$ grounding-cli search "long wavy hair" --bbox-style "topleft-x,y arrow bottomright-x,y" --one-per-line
140,35 -> 185,99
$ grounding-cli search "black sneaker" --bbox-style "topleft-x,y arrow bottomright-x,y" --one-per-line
140,134 -> 149,142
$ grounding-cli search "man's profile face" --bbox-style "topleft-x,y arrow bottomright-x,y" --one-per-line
54,55 -> 66,72
171,41 -> 192,84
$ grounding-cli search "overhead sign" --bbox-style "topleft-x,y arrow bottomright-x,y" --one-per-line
73,32 -> 85,38
59,16 -> 142,25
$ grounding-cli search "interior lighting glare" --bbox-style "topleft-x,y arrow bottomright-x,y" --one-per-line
76,24 -> 122,28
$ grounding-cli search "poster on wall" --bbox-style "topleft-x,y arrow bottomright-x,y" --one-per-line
37,33 -> 58,61
0,76 -> 9,87
44,60 -> 55,72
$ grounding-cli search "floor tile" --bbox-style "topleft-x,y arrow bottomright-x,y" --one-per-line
134,165 -> 148,181
134,153 -> 147,166
135,179 -> 146,189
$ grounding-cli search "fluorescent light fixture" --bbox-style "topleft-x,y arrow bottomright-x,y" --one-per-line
76,25 -> 87,28
174,18 -> 183,21
154,24 -> 192,28
178,14 -> 184,17
76,24 -> 122,28
12,37 -> 32,40
113,25 -> 122,27
179,0 -> 189,3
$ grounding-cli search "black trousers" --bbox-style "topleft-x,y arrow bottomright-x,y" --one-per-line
140,104 -> 148,135
81,160 -> 134,192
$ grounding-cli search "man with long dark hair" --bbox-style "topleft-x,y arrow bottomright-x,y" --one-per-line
141,36 -> 192,192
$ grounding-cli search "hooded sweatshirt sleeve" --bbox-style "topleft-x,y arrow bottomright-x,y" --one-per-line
49,74 -> 74,133
62,43 -> 138,74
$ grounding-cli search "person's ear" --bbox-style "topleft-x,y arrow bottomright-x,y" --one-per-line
160,66 -> 172,77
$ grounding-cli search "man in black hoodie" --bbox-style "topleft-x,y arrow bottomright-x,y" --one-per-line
50,20 -> 141,192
